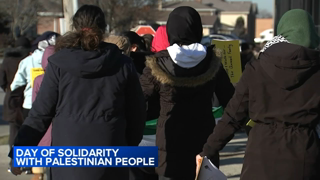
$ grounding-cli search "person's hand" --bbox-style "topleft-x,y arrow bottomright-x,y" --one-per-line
10,167 -> 22,176
195,154 -> 203,175
9,160 -> 22,176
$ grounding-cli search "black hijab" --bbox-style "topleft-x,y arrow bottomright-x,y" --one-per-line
166,6 -> 203,45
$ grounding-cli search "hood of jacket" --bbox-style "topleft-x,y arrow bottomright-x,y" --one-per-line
167,43 -> 207,68
48,42 -> 122,78
152,25 -> 170,53
145,45 -> 221,87
4,47 -> 30,59
260,42 -> 320,90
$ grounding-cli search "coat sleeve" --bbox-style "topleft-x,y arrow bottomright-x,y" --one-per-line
0,59 -> 7,91
8,63 -> 59,158
139,66 -> 159,101
200,64 -> 250,159
125,61 -> 146,146
10,59 -> 27,91
214,65 -> 235,108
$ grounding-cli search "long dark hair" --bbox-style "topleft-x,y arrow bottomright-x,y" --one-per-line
120,31 -> 147,52
55,5 -> 107,52
143,34 -> 154,52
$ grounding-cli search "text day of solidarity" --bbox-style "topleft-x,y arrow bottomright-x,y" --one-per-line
16,148 -> 119,157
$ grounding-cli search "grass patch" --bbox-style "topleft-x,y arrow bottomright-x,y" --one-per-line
0,135 -> 8,145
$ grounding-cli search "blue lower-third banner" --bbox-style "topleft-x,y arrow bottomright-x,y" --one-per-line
13,146 -> 158,167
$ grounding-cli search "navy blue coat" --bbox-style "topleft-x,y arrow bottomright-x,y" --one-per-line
9,43 -> 146,180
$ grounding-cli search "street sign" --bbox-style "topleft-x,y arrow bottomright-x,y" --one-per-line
135,26 -> 156,36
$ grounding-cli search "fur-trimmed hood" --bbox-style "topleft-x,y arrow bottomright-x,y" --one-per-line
4,47 -> 30,59
145,46 -> 221,87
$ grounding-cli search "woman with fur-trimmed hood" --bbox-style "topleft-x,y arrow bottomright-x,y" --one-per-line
139,6 -> 235,180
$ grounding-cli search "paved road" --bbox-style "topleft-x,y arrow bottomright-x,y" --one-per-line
0,90 -> 8,137
220,132 -> 246,180
0,88 -> 246,180
0,145 -> 34,180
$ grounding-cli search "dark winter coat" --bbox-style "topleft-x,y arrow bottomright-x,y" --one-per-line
201,42 -> 320,180
130,51 -> 161,121
9,43 -> 146,180
7,85 -> 26,126
0,47 -> 29,123
130,51 -> 153,77
139,47 -> 235,179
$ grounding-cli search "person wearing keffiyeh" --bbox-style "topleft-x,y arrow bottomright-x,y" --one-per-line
198,9 -> 320,180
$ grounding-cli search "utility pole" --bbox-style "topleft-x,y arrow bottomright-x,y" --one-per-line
61,0 -> 78,34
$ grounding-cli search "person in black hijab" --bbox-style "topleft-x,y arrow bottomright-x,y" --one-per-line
140,6 -> 234,180
166,6 -> 203,46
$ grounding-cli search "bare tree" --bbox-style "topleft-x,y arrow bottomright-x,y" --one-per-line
0,0 -> 41,40
79,0 -> 157,33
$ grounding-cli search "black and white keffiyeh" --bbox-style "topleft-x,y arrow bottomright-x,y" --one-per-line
260,35 -> 290,53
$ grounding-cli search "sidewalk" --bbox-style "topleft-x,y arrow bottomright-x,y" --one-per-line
220,132 -> 246,180
0,145 -> 33,180
0,125 -> 9,138
0,90 -> 8,138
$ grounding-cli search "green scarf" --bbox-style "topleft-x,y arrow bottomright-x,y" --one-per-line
277,9 -> 320,49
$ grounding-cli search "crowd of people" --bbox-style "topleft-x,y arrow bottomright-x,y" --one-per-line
0,4 -> 320,180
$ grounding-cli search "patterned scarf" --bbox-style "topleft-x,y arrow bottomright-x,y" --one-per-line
260,35 -> 290,53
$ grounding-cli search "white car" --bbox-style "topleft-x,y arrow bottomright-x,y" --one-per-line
254,29 -> 274,43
